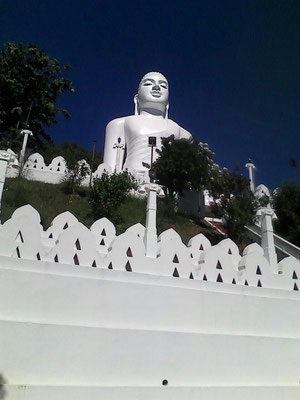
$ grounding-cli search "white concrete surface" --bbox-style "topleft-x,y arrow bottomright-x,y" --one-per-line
1,205 -> 300,399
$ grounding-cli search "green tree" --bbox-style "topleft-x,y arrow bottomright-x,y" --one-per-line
90,172 -> 137,221
210,168 -> 256,245
0,42 -> 74,150
273,183 -> 300,246
152,135 -> 214,198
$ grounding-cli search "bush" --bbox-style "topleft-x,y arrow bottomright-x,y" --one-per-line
90,172 -> 136,221
273,183 -> 300,246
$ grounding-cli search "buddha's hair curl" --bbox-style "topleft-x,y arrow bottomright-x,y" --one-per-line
138,72 -> 168,90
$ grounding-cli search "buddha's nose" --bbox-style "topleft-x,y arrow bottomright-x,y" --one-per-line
153,84 -> 160,91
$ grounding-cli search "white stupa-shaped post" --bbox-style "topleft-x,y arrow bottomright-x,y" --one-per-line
0,151 -> 11,218
258,206 -> 278,272
245,158 -> 256,193
144,183 -> 160,258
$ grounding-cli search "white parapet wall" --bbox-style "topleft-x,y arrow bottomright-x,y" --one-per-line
5,152 -> 113,186
0,205 -> 300,399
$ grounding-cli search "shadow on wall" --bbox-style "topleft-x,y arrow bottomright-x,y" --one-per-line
0,374 -> 6,399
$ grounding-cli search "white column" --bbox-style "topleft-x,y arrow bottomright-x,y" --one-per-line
144,183 -> 160,258
259,207 -> 278,272
245,160 -> 256,193
19,129 -> 33,168
0,151 -> 11,218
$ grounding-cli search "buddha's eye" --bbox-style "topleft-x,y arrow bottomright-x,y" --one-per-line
160,84 -> 168,89
143,80 -> 153,86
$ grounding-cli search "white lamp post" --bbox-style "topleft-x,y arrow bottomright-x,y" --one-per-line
245,158 -> 256,193
19,129 -> 33,169
113,137 -> 125,174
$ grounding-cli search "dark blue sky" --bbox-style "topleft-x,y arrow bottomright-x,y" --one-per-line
1,0 -> 299,190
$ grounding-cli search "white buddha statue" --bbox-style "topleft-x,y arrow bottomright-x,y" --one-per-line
103,72 -> 192,178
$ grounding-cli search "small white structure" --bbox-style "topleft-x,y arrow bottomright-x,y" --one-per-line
0,203 -> 300,399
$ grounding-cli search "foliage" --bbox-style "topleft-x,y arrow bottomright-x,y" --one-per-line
210,168 -> 256,245
273,183 -> 300,246
0,42 -> 74,151
152,135 -> 214,198
90,172 -> 137,221
62,161 -> 89,195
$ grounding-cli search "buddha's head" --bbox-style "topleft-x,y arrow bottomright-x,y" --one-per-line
135,72 -> 169,117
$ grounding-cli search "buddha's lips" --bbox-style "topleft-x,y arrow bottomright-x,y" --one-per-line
151,91 -> 161,97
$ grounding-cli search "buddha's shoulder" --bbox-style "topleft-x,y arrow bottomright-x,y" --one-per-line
106,116 -> 127,129
166,118 -> 180,129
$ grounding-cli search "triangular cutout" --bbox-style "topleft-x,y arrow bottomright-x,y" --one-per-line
216,260 -> 222,269
199,244 -> 204,250
203,274 -> 207,281
100,238 -> 105,246
36,252 -> 41,261
63,222 -> 68,230
232,278 -> 236,284
126,247 -> 133,257
16,247 -> 21,258
292,270 -> 298,279
190,253 -> 193,258
172,254 -> 179,263
256,266 -> 262,275
75,239 -> 81,250
54,254 -> 59,263
257,279 -> 262,287
245,280 -> 248,286
294,282 -> 299,291
108,262 -> 113,269
173,267 -> 179,277
57,167 -> 60,172
92,260 -> 97,268
228,248 -> 232,255
16,231 -> 24,243
101,228 -> 106,236
189,272 -> 194,279
73,254 -> 80,265
125,261 -> 132,272
48,233 -> 53,238
216,273 -> 223,283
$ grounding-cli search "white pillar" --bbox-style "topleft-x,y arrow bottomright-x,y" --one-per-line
144,183 -> 160,258
19,129 -> 33,168
0,151 -> 11,218
245,160 -> 256,193
259,207 -> 278,272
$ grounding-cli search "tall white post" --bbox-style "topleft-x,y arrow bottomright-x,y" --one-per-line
0,151 -> 11,219
245,159 -> 256,193
144,183 -> 160,258
259,207 -> 278,272
113,137 -> 125,174
19,129 -> 33,169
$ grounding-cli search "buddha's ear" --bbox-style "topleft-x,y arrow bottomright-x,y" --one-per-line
165,103 -> 169,119
134,94 -> 139,115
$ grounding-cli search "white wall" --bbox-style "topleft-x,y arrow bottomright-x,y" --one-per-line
1,205 -> 300,399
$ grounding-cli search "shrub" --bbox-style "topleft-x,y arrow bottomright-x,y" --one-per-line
90,172 -> 136,221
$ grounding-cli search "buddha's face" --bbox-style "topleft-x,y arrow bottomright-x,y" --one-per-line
137,72 -> 169,113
